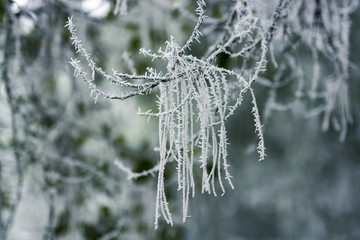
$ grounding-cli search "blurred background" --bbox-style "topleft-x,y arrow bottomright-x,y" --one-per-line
0,0 -> 359,239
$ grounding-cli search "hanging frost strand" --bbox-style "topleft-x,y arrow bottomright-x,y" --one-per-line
250,88 -> 266,161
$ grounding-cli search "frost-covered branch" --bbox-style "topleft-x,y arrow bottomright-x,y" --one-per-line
180,0 -> 207,54
66,0 -> 357,229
